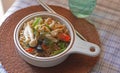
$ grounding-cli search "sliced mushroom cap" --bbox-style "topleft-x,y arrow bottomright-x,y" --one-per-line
23,23 -> 38,47
29,38 -> 38,47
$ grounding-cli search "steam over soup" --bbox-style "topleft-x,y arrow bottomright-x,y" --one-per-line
19,17 -> 71,57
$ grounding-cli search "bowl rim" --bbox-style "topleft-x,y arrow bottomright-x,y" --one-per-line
14,11 -> 75,61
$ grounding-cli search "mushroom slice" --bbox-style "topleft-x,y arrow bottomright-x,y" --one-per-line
23,23 -> 38,47
45,33 -> 58,42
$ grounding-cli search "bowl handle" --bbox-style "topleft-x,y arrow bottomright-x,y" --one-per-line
69,34 -> 101,57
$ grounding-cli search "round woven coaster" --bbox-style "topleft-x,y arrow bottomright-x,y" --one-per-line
0,5 -> 101,73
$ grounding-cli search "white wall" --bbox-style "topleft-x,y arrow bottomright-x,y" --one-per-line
0,0 -> 15,26
0,0 -> 4,20
1,0 -> 15,13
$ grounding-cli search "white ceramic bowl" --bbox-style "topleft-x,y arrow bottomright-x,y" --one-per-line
14,12 -> 100,67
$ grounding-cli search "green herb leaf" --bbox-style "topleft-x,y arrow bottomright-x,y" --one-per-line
34,25 -> 41,30
51,48 -> 65,56
45,24 -> 51,30
32,17 -> 43,27
58,41 -> 66,49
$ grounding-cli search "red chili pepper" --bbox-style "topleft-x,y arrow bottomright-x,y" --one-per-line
25,48 -> 34,53
58,33 -> 71,42
41,44 -> 48,50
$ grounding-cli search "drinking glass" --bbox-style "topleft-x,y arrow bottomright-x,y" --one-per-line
69,0 -> 96,18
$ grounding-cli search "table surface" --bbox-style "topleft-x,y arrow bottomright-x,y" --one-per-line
0,0 -> 120,73
0,5 -> 100,73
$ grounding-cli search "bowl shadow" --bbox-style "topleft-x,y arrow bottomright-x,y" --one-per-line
28,54 -> 98,73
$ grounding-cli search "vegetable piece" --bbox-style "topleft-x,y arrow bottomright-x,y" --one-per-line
29,38 -> 38,47
32,17 -> 43,27
51,41 -> 67,56
24,23 -> 34,42
25,43 -> 30,48
24,23 -> 38,47
41,43 -> 48,50
39,31 -> 48,39
58,41 -> 66,49
33,30 -> 40,41
25,48 -> 34,53
43,38 -> 53,46
45,24 -> 51,30
45,34 -> 58,42
58,33 -> 70,42
34,25 -> 41,30
51,48 -> 65,56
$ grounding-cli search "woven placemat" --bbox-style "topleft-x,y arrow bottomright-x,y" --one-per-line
0,5 -> 101,73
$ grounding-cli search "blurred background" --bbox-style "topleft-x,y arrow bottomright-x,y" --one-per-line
0,0 -> 15,19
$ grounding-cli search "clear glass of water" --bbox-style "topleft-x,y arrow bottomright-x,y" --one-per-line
69,0 -> 97,18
